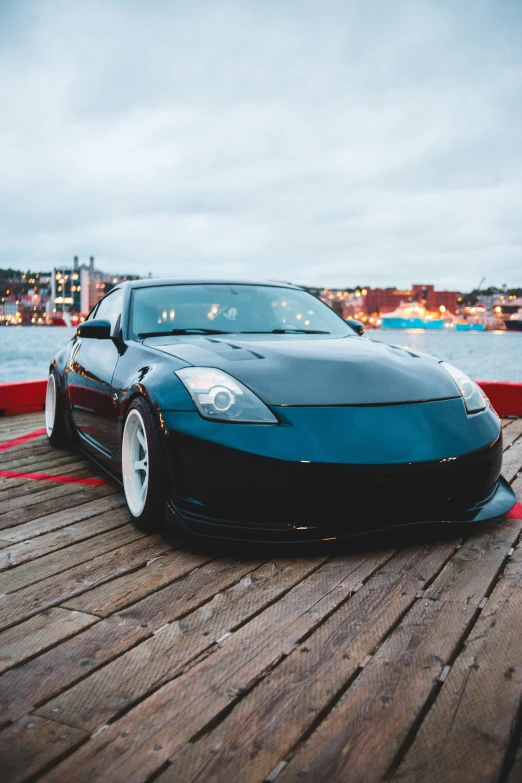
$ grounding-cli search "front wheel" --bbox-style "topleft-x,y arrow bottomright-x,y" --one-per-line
121,398 -> 167,531
45,371 -> 71,447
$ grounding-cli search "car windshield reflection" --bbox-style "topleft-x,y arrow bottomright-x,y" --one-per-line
131,284 -> 353,339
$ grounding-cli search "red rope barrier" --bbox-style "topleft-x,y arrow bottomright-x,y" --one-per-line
0,469 -> 109,486
0,428 -> 47,452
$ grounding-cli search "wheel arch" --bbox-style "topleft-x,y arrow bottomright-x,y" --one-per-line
118,384 -> 160,434
117,386 -> 186,503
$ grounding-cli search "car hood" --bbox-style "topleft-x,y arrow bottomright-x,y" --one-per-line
143,334 -> 461,406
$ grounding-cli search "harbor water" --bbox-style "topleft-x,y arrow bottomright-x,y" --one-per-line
0,326 -> 521,383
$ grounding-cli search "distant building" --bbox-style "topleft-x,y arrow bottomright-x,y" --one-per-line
365,284 -> 459,316
1,261 -> 138,324
49,257 -> 139,318
317,288 -> 369,322
0,271 -> 49,324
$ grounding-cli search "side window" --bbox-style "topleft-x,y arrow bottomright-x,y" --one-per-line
93,289 -> 124,331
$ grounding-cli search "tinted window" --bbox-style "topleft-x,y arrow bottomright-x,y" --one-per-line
130,284 -> 352,337
93,288 -> 124,330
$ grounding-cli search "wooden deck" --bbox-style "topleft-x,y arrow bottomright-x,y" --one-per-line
1,412 -> 522,783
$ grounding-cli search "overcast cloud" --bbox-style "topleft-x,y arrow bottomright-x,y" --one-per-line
1,0 -> 521,289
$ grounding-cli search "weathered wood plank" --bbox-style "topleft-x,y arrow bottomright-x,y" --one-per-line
40,554 -> 417,783
0,417 -> 45,441
0,715 -> 87,783
0,516 -> 141,593
0,475 -> 111,521
0,607 -> 98,675
0,428 -> 44,444
0,451 -> 91,476
422,517 -> 522,605
0,436 -> 47,456
61,548 -> 212,616
273,599 -> 474,783
268,524 -> 522,783
0,466 -> 100,506
391,545 -> 522,783
502,418 -> 522,449
1,449 -> 79,473
0,446 -> 52,469
0,445 -> 69,470
159,542 -> 459,783
0,458 -> 92,492
0,535 -> 170,635
0,410 -> 44,428
37,554 -> 373,732
0,557 -> 257,722
1,406 -> 521,783
0,508 -> 128,570
0,425 -> 43,443
503,440 -> 522,483
0,444 -> 55,466
0,491 -> 123,541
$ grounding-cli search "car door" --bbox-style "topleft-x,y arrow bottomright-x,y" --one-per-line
68,288 -> 124,457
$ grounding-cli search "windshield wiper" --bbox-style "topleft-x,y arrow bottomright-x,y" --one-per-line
271,328 -> 329,334
239,329 -> 329,334
139,328 -> 232,338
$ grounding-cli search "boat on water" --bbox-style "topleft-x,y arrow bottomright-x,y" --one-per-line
505,310 -> 522,332
48,312 -> 83,327
380,302 -> 485,331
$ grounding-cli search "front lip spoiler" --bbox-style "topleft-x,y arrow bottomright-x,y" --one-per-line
167,475 -> 517,544
458,475 -> 516,523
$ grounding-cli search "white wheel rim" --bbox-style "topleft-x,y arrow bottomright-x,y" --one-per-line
45,374 -> 56,437
122,409 -> 149,516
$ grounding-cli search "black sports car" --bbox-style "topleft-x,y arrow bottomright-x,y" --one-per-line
46,279 -> 516,542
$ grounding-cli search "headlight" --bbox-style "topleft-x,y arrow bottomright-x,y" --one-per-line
176,367 -> 278,424
441,362 -> 487,413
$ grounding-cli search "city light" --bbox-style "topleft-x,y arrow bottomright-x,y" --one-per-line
0,270 -> 519,328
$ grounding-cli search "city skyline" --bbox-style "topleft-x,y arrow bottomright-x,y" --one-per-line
1,1 -> 521,289
1,259 -> 521,296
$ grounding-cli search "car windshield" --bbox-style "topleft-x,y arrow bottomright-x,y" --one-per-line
130,284 -> 353,338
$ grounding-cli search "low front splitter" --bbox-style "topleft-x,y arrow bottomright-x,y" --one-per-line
167,475 -> 516,544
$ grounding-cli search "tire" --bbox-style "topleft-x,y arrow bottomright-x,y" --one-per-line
45,371 -> 72,448
121,397 -> 168,531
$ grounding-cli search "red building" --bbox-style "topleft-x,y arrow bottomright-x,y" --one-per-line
365,284 -> 458,315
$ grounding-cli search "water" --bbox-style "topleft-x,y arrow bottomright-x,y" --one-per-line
370,329 -> 522,382
0,326 -> 520,383
0,327 -> 76,382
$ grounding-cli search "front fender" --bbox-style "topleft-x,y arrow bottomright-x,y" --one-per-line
50,341 -> 74,396
112,341 -> 195,439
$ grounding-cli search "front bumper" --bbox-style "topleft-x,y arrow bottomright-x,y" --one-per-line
160,400 -> 516,542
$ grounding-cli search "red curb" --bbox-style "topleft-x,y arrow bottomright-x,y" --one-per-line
477,381 -> 522,418
0,380 -> 47,416
1,379 -> 521,417
506,502 -> 522,520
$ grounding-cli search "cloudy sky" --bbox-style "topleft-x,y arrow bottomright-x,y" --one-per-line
1,0 -> 521,289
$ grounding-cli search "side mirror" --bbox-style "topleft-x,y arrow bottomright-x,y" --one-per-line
347,318 -> 365,336
77,319 -> 112,340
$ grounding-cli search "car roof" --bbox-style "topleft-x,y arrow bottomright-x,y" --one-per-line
116,278 -> 304,291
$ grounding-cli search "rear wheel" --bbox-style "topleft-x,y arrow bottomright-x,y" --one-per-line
122,398 -> 167,531
45,371 -> 71,447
